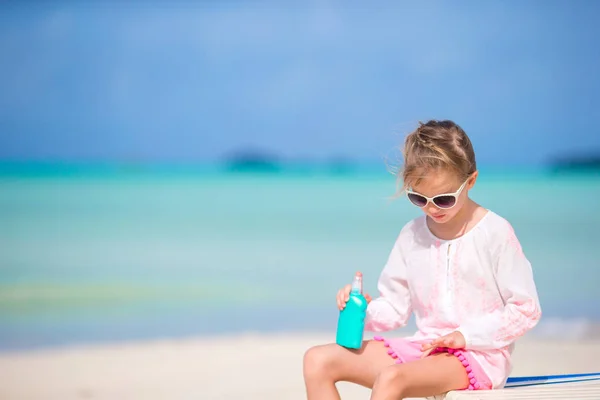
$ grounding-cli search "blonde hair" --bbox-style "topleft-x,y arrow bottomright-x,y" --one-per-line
398,120 -> 476,191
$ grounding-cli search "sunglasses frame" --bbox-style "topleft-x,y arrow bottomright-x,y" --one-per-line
405,177 -> 470,209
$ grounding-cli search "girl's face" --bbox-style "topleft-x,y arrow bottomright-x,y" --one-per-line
407,168 -> 478,224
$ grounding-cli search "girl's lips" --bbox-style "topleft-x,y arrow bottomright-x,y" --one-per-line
432,214 -> 446,220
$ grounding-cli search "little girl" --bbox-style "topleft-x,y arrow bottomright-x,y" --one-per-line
303,120 -> 542,400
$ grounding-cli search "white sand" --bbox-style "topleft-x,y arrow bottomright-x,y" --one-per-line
1,333 -> 599,400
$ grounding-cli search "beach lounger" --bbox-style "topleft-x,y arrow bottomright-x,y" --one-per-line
438,373 -> 600,399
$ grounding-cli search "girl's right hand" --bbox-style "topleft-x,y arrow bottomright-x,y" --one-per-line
336,285 -> 372,310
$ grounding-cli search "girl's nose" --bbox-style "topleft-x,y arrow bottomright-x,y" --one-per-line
426,203 -> 440,214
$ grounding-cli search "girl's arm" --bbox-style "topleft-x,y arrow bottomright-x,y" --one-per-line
365,236 -> 413,332
459,224 -> 542,350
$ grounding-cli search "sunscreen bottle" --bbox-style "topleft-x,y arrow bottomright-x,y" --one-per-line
335,271 -> 367,349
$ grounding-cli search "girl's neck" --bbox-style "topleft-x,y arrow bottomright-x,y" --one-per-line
427,199 -> 482,241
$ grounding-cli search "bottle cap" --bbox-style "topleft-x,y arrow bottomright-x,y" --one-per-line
351,271 -> 363,293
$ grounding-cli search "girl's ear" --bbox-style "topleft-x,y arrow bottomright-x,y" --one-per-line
467,170 -> 479,189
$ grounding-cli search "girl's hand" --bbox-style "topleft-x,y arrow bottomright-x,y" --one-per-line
420,331 -> 466,358
336,285 -> 372,310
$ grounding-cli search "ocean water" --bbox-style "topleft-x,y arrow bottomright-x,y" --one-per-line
0,165 -> 599,351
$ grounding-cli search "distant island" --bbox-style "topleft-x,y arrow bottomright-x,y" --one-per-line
222,149 -> 281,173
222,148 -> 367,175
549,152 -> 600,174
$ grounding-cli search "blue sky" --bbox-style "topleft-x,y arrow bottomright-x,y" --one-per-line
0,1 -> 599,167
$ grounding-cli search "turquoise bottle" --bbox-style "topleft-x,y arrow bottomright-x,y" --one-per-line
336,271 -> 368,349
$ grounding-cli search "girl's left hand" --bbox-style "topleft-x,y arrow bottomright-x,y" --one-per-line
420,331 -> 466,358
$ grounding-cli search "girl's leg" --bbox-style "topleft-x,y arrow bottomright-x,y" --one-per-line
371,352 -> 469,400
303,340 -> 395,400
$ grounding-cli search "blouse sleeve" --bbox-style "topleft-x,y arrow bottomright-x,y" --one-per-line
364,235 -> 413,332
459,223 -> 542,350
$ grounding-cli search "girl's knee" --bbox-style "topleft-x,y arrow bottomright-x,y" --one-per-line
373,365 -> 407,396
303,344 -> 337,380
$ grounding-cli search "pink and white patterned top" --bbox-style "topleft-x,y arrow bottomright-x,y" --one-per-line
365,210 -> 542,389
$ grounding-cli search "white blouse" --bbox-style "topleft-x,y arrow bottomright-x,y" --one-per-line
365,210 -> 542,389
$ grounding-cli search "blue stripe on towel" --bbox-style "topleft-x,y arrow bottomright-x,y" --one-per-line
506,372 -> 600,388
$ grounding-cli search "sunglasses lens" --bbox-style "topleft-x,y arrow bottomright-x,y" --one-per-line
407,193 -> 427,207
433,195 -> 456,209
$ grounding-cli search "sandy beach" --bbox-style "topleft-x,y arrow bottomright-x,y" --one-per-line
1,333 -> 599,400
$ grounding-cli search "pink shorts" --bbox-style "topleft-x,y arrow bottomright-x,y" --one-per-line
373,335 -> 493,391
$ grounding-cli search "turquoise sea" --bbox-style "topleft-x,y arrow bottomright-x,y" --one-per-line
0,164 -> 599,351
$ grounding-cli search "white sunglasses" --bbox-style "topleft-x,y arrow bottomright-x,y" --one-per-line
406,178 -> 470,209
